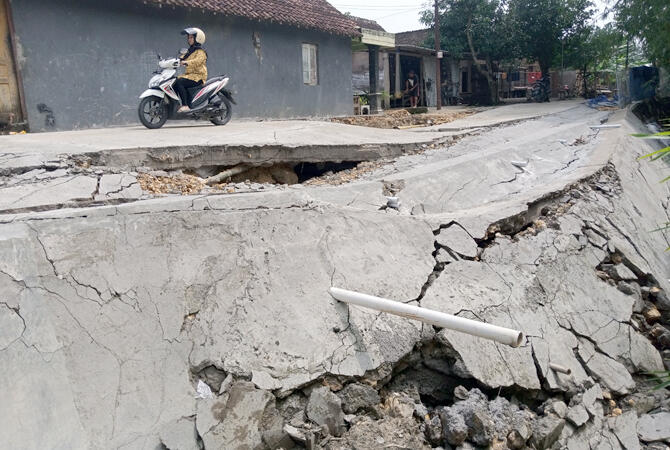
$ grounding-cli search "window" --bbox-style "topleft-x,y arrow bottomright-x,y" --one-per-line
302,43 -> 318,85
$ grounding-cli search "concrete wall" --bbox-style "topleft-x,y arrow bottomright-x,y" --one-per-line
9,0 -> 352,131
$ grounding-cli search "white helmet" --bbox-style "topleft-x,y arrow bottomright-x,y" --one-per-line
181,27 -> 206,45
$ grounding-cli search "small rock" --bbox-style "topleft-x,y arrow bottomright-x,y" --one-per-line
463,406 -> 495,446
507,429 -> 527,449
637,412 -> 670,442
618,281 -> 639,296
453,385 -> 469,400
219,374 -> 234,395
439,407 -> 468,446
550,401 -> 568,418
382,392 -> 415,419
306,386 -> 345,436
649,324 -> 670,349
566,404 -> 590,427
530,415 -> 565,450
611,408 -> 622,417
425,414 -> 443,446
644,305 -> 662,323
603,391 -> 612,400
337,383 -> 380,414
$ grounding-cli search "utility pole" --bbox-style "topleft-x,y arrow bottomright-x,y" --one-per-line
434,0 -> 442,110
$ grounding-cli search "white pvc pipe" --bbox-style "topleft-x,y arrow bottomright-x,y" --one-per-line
329,287 -> 524,348
589,124 -> 621,129
549,363 -> 572,375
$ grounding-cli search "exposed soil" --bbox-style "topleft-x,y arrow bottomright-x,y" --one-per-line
331,109 -> 475,129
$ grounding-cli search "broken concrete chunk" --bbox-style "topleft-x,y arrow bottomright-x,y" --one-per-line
609,411 -> 640,450
201,381 -> 276,450
252,370 -> 281,391
637,412 -> 670,443
530,415 -> 566,450
159,417 -> 200,450
329,416 -> 431,450
567,404 -> 590,427
618,281 -> 641,298
382,391 -> 416,419
337,382 -> 380,414
584,229 -> 608,248
578,340 -> 635,395
462,403 -> 495,446
425,414 -> 443,446
438,406 -> 468,446
435,225 -> 479,259
306,386 -> 344,436
582,383 -> 604,417
219,374 -> 234,395
650,324 -> 670,349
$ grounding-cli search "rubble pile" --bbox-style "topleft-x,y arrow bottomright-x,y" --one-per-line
332,109 -> 475,129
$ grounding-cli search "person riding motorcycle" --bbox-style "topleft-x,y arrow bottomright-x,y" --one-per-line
175,27 -> 208,113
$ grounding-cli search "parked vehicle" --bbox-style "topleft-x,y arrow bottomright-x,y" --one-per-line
531,76 -> 551,102
138,54 -> 236,129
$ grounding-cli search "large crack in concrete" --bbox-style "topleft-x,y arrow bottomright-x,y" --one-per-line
1,105 -> 669,449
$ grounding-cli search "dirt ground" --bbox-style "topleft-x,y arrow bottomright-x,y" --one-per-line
331,108 -> 475,129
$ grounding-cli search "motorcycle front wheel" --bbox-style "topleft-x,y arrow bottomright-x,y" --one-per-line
139,96 -> 168,129
210,95 -> 232,126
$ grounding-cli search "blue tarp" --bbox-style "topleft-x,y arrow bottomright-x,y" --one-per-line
587,94 -> 619,108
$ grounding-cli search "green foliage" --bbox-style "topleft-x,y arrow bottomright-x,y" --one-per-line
508,0 -> 594,74
646,370 -> 670,390
612,0 -> 670,70
420,0 -> 517,104
421,0 -> 595,77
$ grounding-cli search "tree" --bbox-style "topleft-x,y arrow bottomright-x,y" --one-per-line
612,0 -> 670,70
508,0 -> 594,76
561,24 -> 625,96
421,0 -> 516,105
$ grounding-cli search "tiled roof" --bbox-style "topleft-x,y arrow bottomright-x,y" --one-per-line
350,16 -> 386,32
395,29 -> 431,48
146,0 -> 360,36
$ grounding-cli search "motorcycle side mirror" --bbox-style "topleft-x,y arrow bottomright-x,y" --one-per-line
157,52 -> 162,60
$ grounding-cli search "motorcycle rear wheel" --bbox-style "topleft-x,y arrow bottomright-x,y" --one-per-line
139,96 -> 168,129
210,95 -> 232,126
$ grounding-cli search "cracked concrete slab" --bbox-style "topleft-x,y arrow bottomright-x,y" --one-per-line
1,104 -> 668,449
0,175 -> 98,212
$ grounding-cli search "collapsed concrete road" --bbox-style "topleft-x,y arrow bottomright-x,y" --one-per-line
1,102 -> 669,450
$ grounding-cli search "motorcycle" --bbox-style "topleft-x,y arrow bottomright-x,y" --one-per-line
138,52 -> 236,129
530,75 -> 551,103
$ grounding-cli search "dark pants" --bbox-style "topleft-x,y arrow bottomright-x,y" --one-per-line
174,78 -> 202,107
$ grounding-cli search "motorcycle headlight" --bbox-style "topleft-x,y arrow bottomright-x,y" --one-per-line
149,74 -> 162,88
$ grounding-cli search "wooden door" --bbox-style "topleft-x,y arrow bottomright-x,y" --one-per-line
0,0 -> 21,124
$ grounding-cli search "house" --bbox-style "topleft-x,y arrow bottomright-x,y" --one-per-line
350,16 -> 395,113
0,0 -> 358,131
350,26 -> 487,109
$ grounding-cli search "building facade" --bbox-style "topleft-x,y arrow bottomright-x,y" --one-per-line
2,0 -> 356,131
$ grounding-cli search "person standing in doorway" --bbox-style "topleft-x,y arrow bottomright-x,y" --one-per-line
405,70 -> 420,107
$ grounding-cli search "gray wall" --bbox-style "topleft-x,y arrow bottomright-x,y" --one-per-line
9,0 -> 352,131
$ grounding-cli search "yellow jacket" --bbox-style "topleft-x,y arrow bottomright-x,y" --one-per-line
179,49 -> 207,83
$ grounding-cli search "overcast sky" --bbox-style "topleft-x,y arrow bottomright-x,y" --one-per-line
328,0 -> 429,33
328,0 -> 610,34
